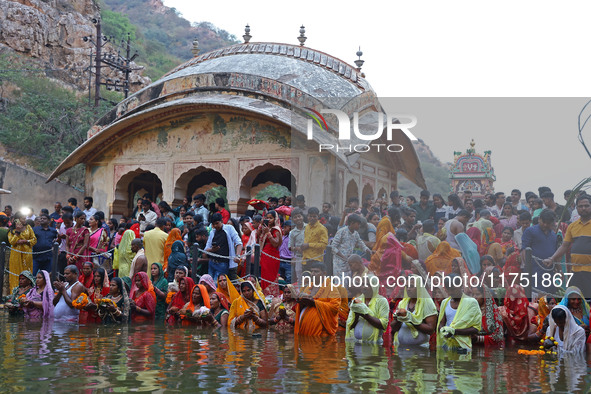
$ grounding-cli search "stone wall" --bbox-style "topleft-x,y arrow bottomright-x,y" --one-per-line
0,160 -> 84,213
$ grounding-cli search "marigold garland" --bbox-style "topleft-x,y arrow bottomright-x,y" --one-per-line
72,293 -> 89,310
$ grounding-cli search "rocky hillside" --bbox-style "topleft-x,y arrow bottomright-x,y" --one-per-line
0,0 -> 150,92
398,139 -> 451,197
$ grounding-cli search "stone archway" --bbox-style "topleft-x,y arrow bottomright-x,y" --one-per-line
378,187 -> 387,201
239,162 -> 297,214
113,169 -> 163,217
345,179 -> 359,204
174,166 -> 228,206
362,183 -> 374,202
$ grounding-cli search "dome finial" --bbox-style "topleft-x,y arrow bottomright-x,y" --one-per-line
298,25 -> 307,46
191,37 -> 199,57
243,24 -> 252,44
354,46 -> 364,72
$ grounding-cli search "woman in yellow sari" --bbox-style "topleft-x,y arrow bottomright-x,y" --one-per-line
217,274 -> 239,304
424,242 -> 461,276
8,215 -> 37,290
228,281 -> 268,330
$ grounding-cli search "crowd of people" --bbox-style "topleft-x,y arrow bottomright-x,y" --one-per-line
2,187 -> 591,357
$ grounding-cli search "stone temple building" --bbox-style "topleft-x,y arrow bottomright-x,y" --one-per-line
49,39 -> 426,217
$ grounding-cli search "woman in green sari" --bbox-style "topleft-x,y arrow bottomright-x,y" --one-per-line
150,262 -> 168,322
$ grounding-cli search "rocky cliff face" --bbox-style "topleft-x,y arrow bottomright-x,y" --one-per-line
0,0 -> 150,91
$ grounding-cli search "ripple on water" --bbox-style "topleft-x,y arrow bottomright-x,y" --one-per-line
0,314 -> 589,392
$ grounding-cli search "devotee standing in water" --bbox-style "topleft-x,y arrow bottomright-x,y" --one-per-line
294,261 -> 340,336
53,265 -> 84,322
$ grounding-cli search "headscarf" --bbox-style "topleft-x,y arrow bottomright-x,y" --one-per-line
269,284 -> 296,318
167,241 -> 187,278
466,227 -> 481,250
110,276 -> 130,322
169,277 -> 195,310
217,275 -> 240,304
130,223 -> 140,238
546,305 -> 586,353
394,275 -> 438,345
78,262 -> 95,289
475,219 -> 495,255
163,228 -> 182,274
117,230 -> 136,278
93,267 -> 110,291
499,285 -> 530,340
20,270 -> 35,287
374,216 -> 395,251
150,262 -> 168,293
242,221 -> 257,249
536,295 -> 555,335
38,270 -> 54,319
129,271 -> 156,315
185,284 -> 211,314
424,241 -> 461,275
487,243 -> 503,265
121,276 -> 132,293
229,281 -> 263,330
199,274 -> 217,293
559,286 -> 590,326
455,233 -> 481,275
212,291 -> 230,311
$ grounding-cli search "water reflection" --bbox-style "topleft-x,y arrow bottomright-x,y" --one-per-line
0,314 -> 589,392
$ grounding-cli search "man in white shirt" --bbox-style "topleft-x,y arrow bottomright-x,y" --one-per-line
137,199 -> 157,232
489,192 -> 506,218
83,196 -> 97,218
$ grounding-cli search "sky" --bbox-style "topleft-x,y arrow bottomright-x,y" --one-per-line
163,0 -> 591,203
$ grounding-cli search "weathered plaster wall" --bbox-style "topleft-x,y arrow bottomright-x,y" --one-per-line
0,160 -> 83,212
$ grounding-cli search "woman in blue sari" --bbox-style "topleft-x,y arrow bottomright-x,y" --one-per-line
559,286 -> 589,332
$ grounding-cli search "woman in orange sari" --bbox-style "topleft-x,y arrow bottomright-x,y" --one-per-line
179,284 -> 211,326
228,281 -> 268,330
163,228 -> 182,276
129,271 -> 156,322
424,241 -> 461,275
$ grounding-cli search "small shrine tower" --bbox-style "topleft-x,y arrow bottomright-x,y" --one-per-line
449,139 -> 495,199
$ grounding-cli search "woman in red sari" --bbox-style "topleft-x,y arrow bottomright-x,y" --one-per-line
66,211 -> 90,270
471,285 -> 504,347
257,210 -> 282,290
78,261 -> 94,289
166,276 -> 195,324
499,285 -> 537,343
129,271 -> 156,323
80,267 -> 110,324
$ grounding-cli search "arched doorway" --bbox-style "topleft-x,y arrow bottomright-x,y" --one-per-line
345,179 -> 359,204
239,163 -> 296,214
113,170 -> 163,217
174,167 -> 228,206
378,187 -> 387,201
362,183 -> 374,203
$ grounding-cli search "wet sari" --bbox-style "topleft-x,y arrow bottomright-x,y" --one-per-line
217,274 -> 240,304
180,284 -> 211,326
499,285 -> 534,341
228,281 -> 266,331
476,286 -> 504,347
23,270 -> 54,321
129,272 -> 156,322
166,277 -> 195,325
150,262 -> 169,322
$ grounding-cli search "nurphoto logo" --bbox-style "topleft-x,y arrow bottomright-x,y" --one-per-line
305,108 -> 419,153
